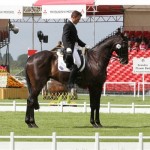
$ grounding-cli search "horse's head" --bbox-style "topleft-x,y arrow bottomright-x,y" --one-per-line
113,33 -> 128,64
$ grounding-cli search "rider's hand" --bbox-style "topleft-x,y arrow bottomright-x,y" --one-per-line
66,48 -> 72,53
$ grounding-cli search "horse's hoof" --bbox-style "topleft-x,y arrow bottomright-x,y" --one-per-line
34,103 -> 40,110
27,123 -> 38,128
31,123 -> 39,128
91,123 -> 99,128
27,123 -> 33,128
96,122 -> 103,128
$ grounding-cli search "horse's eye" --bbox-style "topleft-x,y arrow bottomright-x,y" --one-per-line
116,44 -> 121,49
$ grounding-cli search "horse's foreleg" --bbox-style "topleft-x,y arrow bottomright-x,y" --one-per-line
95,85 -> 103,128
89,86 -> 102,128
95,107 -> 102,127
90,107 -> 95,126
89,87 -> 98,128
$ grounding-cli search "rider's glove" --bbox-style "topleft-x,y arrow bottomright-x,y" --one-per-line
66,48 -> 72,53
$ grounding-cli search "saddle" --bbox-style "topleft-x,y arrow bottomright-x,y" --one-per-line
52,41 -> 86,72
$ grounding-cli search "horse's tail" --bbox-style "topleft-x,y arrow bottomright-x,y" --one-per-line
25,64 -> 31,95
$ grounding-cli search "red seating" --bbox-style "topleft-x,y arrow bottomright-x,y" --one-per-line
135,31 -> 142,36
106,50 -> 150,92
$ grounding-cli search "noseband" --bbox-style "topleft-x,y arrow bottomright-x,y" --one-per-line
111,39 -> 128,61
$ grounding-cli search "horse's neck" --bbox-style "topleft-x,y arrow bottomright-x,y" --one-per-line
90,46 -> 113,66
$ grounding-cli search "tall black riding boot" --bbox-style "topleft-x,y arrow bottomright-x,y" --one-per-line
68,65 -> 78,89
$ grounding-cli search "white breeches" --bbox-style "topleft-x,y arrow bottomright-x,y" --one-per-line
73,43 -> 81,68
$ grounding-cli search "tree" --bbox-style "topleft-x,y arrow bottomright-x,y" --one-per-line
17,54 -> 28,67
2,53 -> 14,65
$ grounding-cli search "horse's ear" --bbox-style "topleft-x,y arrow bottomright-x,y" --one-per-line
118,32 -> 126,39
50,41 -> 63,51
122,33 -> 128,41
57,41 -> 62,47
121,33 -> 124,37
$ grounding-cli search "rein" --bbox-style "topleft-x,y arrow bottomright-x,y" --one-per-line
111,54 -> 119,62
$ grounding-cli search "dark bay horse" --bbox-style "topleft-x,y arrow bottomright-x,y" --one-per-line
25,32 -> 128,128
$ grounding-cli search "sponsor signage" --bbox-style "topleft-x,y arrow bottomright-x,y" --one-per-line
42,5 -> 86,19
0,73 -> 8,87
133,57 -> 150,74
0,6 -> 23,19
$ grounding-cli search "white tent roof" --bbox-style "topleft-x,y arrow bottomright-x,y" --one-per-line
95,0 -> 150,5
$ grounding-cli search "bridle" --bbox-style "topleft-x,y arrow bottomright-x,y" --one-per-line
111,39 -> 128,62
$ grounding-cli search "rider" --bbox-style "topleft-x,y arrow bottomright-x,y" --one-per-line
62,10 -> 90,89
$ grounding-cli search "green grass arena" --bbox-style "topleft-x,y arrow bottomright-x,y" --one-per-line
0,95 -> 150,142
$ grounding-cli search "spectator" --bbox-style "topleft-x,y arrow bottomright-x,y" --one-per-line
128,41 -> 133,51
135,34 -> 148,45
147,39 -> 150,49
135,35 -> 142,44
131,42 -> 139,52
139,41 -> 148,50
129,34 -> 136,43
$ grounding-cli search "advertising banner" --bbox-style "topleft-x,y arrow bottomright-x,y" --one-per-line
0,6 -> 23,19
133,57 -> 150,74
42,5 -> 86,19
0,73 -> 8,88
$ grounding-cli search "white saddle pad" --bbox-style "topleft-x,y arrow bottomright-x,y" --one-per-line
57,51 -> 85,72
57,52 -> 70,72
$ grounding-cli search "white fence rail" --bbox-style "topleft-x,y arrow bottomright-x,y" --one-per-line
43,81 -> 150,96
1,132 -> 150,150
103,82 -> 136,97
1,101 -> 150,113
137,82 -> 150,97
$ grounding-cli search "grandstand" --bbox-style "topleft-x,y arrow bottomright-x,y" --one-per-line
106,50 -> 150,93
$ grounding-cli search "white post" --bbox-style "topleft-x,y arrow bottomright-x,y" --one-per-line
10,132 -> 15,150
132,102 -> 135,114
95,132 -> 99,150
83,102 -> 87,113
60,102 -> 63,112
139,132 -> 143,150
108,102 -> 111,113
133,82 -> 136,97
103,83 -> 106,96
13,101 -> 16,112
137,82 -> 140,97
142,74 -> 145,101
52,132 -> 57,150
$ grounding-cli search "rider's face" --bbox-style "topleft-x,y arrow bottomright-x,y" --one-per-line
72,16 -> 81,24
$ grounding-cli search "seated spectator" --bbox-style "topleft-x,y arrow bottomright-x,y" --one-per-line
129,34 -> 136,43
128,40 -> 134,51
135,34 -> 148,45
135,35 -> 143,45
147,40 -> 150,49
131,42 -> 139,52
139,41 -> 148,50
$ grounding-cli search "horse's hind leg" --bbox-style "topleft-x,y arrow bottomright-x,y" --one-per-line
25,88 -> 41,128
25,96 -> 39,128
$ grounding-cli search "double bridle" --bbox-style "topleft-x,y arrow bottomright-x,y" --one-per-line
111,39 -> 128,62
